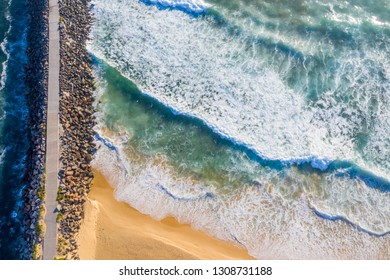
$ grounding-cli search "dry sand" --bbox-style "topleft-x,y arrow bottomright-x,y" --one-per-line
77,171 -> 254,260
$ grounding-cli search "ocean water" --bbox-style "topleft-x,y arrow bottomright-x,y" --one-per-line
89,0 -> 390,259
0,0 -> 31,259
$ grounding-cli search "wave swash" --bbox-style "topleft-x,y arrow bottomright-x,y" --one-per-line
89,0 -> 390,259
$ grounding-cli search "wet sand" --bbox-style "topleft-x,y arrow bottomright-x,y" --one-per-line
77,171 -> 254,260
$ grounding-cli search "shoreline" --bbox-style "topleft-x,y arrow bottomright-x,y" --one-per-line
77,170 -> 254,260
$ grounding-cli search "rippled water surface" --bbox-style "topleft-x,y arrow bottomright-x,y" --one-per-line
0,0 -> 31,259
90,0 -> 390,259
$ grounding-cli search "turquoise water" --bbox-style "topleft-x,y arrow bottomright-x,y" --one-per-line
90,0 -> 390,258
96,63 -> 279,192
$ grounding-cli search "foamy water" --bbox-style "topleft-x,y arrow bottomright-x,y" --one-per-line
89,0 -> 390,259
142,0 -> 210,13
0,36 -> 9,92
0,0 -> 11,114
89,0 -> 390,178
93,136 -> 390,259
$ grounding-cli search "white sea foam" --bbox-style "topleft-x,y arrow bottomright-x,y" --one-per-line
0,147 -> 7,165
90,0 -> 390,258
325,2 -> 390,28
89,0 -> 390,179
143,0 -> 210,13
92,137 -> 390,259
0,1 -> 12,92
0,40 -> 9,91
306,173 -> 390,235
0,38 -> 9,92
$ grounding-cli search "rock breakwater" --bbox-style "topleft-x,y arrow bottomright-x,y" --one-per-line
20,0 -> 49,260
56,0 -> 96,260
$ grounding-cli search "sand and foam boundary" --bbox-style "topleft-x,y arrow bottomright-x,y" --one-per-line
78,171 -> 254,260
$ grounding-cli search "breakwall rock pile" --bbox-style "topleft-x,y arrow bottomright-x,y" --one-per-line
57,0 -> 96,259
20,0 -> 49,260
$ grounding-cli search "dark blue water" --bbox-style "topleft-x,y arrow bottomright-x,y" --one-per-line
0,0 -> 31,260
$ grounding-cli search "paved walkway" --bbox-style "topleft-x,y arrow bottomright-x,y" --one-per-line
43,0 -> 60,260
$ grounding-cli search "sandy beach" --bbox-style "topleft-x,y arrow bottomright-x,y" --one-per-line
77,171 -> 254,260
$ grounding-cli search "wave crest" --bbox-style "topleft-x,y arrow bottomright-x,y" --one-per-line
142,0 -> 210,14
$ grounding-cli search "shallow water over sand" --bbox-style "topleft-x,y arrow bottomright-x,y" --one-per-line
90,0 -> 390,259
